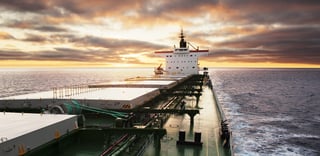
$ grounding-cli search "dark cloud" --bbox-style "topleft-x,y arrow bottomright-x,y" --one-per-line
208,48 -> 320,64
219,26 -> 320,49
2,20 -> 68,32
35,48 -> 98,61
56,1 -> 135,15
72,36 -> 168,50
140,0 -> 219,16
0,36 -> 163,63
2,20 -> 36,29
1,0 -> 319,26
0,50 -> 29,59
15,33 -> 167,51
209,26 -> 320,65
22,34 -> 47,42
0,48 -> 117,62
0,0 -> 50,12
0,0 -> 219,25
1,0 -> 320,66
221,0 -> 320,24
0,0 -> 137,17
33,26 -> 68,32
48,34 -> 168,51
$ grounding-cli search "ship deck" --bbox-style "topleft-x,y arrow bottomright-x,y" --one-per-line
0,87 -> 159,101
89,80 -> 177,90
0,87 -> 160,110
0,74 -> 232,156
144,87 -> 229,156
125,76 -> 187,83
0,113 -> 77,156
0,75 -> 192,111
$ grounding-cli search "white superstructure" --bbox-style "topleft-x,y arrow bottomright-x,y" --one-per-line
155,30 -> 209,75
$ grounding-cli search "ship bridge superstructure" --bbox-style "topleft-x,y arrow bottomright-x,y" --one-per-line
155,30 -> 209,75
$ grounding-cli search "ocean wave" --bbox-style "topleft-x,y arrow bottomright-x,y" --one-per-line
210,69 -> 320,156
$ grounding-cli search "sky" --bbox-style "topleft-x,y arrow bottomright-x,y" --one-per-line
0,0 -> 320,68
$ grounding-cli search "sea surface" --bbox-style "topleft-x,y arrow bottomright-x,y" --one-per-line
0,68 -> 152,98
0,68 -> 319,155
210,68 -> 320,156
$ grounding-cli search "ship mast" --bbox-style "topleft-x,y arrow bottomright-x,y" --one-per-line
179,29 -> 187,48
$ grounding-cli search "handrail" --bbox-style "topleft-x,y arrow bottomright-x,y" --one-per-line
63,100 -> 128,118
53,84 -> 101,99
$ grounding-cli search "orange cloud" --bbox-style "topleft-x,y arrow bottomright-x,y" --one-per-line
0,31 -> 15,39
0,0 -> 319,68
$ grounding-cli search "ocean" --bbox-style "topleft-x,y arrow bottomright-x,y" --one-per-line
0,68 -> 319,155
210,68 -> 320,156
0,68 -> 152,98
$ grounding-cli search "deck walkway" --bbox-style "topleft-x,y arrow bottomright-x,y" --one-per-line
144,87 -> 228,156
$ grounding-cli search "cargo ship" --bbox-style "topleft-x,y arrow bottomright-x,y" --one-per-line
0,30 -> 232,156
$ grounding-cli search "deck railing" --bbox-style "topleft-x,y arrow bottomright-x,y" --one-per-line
52,84 -> 101,99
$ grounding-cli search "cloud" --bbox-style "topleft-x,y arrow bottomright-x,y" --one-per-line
0,31 -> 15,39
0,50 -> 29,59
2,19 -> 68,32
1,0 -> 320,67
14,32 -> 167,52
36,48 -> 107,62
0,34 -> 165,64
220,0 -> 320,24
0,0 -> 219,27
0,0 -> 136,17
218,26 -> 319,49
208,26 -> 320,64
1,20 -> 35,29
46,34 -> 168,51
0,48 -> 115,62
139,0 -> 219,16
22,33 -> 47,42
72,36 -> 168,50
0,0 -> 50,12
1,0 -> 319,26
33,25 -> 68,32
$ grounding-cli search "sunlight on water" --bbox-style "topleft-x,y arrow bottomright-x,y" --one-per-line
0,68 -> 153,97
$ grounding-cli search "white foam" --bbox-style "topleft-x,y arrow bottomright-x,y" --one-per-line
314,115 -> 320,122
273,145 -> 312,156
291,134 -> 320,139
